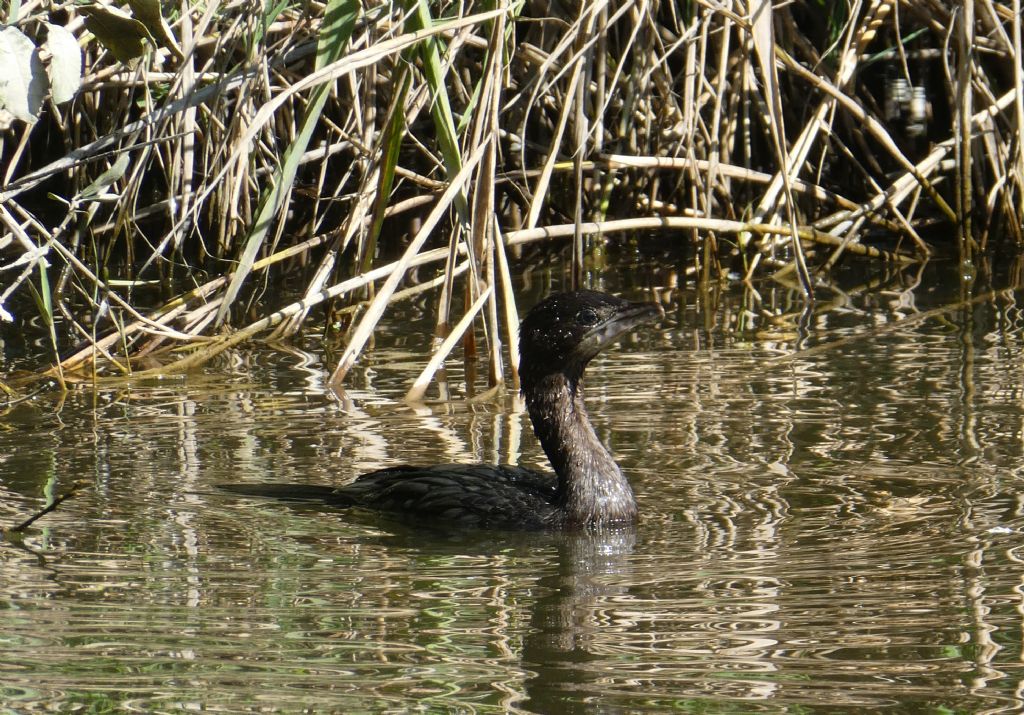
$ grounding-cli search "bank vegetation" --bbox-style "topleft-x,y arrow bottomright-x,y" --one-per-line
0,0 -> 1022,396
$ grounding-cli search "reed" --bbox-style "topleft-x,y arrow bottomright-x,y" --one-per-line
0,0 -> 1021,393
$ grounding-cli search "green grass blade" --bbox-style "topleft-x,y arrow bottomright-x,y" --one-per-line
214,0 -> 359,326
364,66 -> 413,274
408,0 -> 467,221
31,258 -> 65,386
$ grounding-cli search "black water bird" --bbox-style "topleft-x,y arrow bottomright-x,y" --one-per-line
221,290 -> 663,530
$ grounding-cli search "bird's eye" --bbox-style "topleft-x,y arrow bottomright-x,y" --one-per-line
575,307 -> 600,326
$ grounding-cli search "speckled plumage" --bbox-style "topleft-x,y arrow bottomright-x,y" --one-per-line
221,291 -> 663,530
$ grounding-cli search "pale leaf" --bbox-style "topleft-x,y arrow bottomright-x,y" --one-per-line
43,23 -> 82,104
0,25 -> 46,123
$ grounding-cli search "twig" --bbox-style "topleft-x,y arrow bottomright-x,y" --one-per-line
7,480 -> 91,534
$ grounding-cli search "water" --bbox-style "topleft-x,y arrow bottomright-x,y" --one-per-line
2,275 -> 1024,712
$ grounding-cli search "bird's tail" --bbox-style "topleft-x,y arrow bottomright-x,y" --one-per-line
217,483 -> 355,505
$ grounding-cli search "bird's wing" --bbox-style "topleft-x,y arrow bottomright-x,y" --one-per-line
340,464 -> 559,529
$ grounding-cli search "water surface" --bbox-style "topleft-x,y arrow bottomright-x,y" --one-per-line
2,277 -> 1024,712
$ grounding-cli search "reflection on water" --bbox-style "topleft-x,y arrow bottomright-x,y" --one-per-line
3,280 -> 1024,712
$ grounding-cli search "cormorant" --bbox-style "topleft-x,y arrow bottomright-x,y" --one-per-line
221,290 -> 663,530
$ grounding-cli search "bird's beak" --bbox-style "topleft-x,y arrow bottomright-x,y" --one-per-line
584,300 -> 664,356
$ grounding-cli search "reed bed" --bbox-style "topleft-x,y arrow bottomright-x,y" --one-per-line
0,0 -> 1021,395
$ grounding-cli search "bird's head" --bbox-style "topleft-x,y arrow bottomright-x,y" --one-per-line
518,290 -> 663,387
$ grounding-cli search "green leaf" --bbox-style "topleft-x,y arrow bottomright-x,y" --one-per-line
365,67 -> 412,272
79,153 -> 130,201
406,0 -> 467,221
253,0 -> 289,46
126,0 -> 183,60
317,0 -> 358,70
80,4 -> 151,63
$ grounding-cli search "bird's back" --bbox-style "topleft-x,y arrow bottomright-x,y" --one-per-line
335,464 -> 560,530
222,465 -> 561,530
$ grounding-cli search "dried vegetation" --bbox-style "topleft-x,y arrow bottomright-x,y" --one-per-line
0,0 -> 1022,396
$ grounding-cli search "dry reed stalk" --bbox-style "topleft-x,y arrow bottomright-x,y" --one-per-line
407,285 -> 492,402
329,138 -> 490,385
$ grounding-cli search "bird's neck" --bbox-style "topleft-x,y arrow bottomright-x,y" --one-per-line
525,373 -> 637,528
